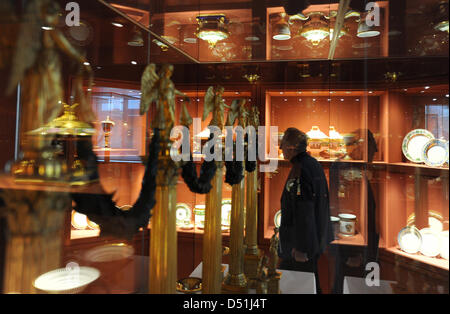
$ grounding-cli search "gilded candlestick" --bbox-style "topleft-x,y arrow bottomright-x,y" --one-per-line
222,176 -> 248,293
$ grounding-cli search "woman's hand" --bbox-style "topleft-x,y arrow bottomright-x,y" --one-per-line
291,248 -> 308,262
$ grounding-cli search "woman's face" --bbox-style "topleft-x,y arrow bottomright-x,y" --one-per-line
280,140 -> 297,161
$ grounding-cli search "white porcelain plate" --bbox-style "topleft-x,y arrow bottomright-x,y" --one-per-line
176,203 -> 192,226
402,129 -> 434,163
439,231 -> 449,260
84,243 -> 134,263
398,226 -> 422,254
419,228 -> 441,257
33,266 -> 100,294
422,139 -> 449,167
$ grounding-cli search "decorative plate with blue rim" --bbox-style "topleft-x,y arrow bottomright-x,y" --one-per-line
402,129 -> 434,163
422,138 -> 449,167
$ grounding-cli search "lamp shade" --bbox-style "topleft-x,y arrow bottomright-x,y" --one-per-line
357,12 -> 380,38
300,13 -> 330,45
196,14 -> 229,47
273,22 -> 291,40
434,1 -> 449,33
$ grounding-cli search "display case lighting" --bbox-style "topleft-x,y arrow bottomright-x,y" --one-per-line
111,22 -> 124,28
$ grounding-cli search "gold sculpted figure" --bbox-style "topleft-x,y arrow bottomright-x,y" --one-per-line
179,97 -> 193,128
226,98 -> 248,128
256,255 -> 269,294
247,105 -> 260,128
202,86 -> 227,130
140,63 -> 191,134
269,227 -> 280,276
7,0 -> 94,133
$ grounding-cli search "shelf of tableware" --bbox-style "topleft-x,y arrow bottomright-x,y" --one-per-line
378,85 -> 448,270
67,161 -> 234,238
267,158 -> 448,173
262,88 -> 383,249
68,85 -> 253,241
261,159 -> 368,247
69,224 -> 231,240
386,247 -> 448,271
261,85 -> 449,265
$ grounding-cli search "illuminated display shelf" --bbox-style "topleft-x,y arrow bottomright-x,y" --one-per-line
62,84 -> 448,275
386,247 -> 448,271
261,84 -> 448,277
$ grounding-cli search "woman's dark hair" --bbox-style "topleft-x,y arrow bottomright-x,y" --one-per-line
281,127 -> 308,153
347,128 -> 379,163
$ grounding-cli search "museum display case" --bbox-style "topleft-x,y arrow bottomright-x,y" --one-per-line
0,0 -> 448,295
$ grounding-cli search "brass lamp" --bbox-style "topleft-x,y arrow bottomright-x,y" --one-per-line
300,12 -> 330,46
357,11 -> 380,38
271,13 -> 291,40
12,103 -> 97,185
195,14 -> 229,48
